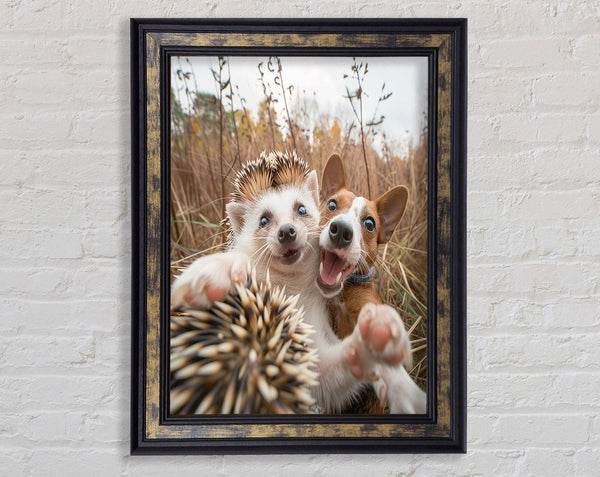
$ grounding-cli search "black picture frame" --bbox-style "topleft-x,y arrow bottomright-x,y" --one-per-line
131,18 -> 467,454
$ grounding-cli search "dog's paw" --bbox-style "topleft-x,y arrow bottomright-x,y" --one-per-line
358,303 -> 411,366
373,365 -> 427,414
171,252 -> 249,310
345,303 -> 411,380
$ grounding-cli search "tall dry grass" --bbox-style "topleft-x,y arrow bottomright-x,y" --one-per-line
170,56 -> 428,389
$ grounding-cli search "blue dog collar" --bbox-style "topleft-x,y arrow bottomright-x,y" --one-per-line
347,267 -> 374,284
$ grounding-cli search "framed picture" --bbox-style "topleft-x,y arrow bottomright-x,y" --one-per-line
131,18 -> 466,454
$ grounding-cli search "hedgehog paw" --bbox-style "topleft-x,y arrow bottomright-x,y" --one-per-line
171,252 -> 249,310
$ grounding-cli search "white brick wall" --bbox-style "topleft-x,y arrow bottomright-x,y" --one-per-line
1,1 -> 598,475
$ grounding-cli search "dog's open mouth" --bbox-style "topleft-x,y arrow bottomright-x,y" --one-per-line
278,247 -> 301,265
317,250 -> 354,292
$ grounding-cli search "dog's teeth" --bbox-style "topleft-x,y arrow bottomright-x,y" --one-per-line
336,272 -> 342,283
319,262 -> 323,275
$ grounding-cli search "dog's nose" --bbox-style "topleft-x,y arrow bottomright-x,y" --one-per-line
329,219 -> 353,249
278,224 -> 297,244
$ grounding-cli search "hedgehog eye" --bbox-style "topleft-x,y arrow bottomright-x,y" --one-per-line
259,216 -> 269,228
363,216 -> 376,233
327,199 -> 337,212
297,205 -> 307,216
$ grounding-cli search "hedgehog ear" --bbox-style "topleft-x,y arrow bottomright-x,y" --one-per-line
305,170 -> 319,207
226,201 -> 245,235
320,154 -> 346,202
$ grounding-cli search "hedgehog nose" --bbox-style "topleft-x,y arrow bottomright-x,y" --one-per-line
329,219 -> 353,249
278,224 -> 297,244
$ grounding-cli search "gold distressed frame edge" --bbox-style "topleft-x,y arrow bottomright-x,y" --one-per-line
131,19 -> 466,453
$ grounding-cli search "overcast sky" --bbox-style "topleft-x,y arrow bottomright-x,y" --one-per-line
171,56 -> 428,157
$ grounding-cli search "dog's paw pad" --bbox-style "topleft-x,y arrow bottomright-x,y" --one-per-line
370,321 -> 393,351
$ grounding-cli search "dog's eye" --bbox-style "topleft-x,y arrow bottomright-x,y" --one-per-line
327,199 -> 337,211
363,216 -> 376,233
259,216 -> 269,228
297,205 -> 307,216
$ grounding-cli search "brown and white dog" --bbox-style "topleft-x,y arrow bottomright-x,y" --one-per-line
316,154 -> 426,414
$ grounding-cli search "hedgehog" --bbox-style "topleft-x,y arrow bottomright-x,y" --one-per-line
222,150 -> 312,245
170,264 -> 319,415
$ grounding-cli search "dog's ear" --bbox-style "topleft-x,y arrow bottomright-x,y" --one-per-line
375,185 -> 409,244
305,170 -> 320,207
320,154 -> 346,201
226,201 -> 246,235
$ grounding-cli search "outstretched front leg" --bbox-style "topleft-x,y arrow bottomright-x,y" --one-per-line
346,302 -> 426,414
311,302 -> 412,412
171,251 -> 250,310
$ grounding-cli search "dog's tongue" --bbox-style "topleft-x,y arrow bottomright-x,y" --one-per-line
320,251 -> 347,286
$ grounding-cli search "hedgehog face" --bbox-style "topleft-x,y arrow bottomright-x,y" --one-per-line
227,170 -> 320,277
